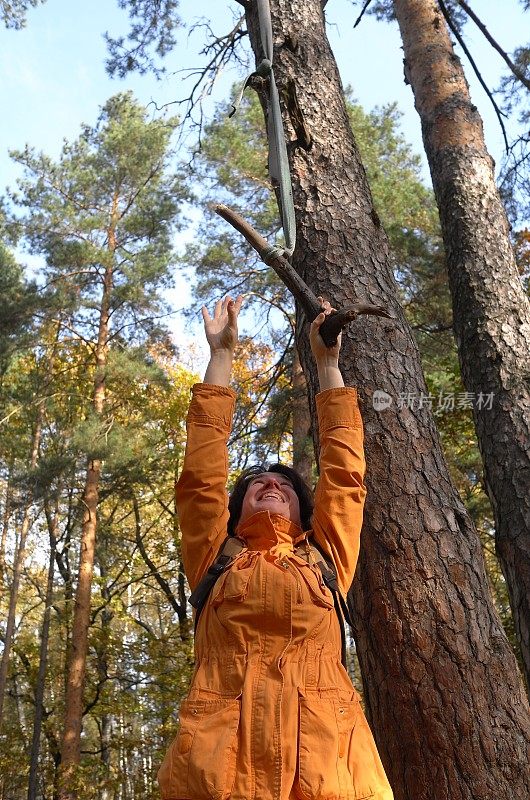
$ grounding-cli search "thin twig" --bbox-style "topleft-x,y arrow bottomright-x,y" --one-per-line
353,0 -> 374,29
455,0 -> 530,92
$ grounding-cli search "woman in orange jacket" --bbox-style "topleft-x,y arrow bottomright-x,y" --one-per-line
158,296 -> 394,800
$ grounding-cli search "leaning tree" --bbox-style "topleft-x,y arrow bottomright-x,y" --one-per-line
387,0 -> 530,690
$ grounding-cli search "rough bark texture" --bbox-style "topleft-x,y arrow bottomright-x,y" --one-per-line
393,0 -> 530,690
244,2 -> 530,799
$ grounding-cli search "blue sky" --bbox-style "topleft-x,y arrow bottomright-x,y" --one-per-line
1,0 -> 526,356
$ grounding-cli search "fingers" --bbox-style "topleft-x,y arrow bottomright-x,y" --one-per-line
316,295 -> 335,315
202,295 -> 244,331
311,311 -> 327,330
227,294 -> 244,323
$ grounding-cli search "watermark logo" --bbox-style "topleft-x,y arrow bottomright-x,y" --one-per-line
372,390 -> 393,411
372,390 -> 494,412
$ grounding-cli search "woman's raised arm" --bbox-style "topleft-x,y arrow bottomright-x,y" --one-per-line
202,295 -> 244,386
176,296 -> 244,591
309,299 -> 367,596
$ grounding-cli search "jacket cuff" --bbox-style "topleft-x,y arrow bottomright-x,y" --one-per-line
187,383 -> 237,431
316,387 -> 362,433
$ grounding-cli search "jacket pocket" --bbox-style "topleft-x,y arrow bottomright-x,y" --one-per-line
158,695 -> 241,800
296,691 -> 375,800
211,559 -> 257,606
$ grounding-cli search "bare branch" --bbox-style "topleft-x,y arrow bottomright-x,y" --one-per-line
353,0 -> 374,28
455,0 -> 530,92
132,492 -> 183,616
214,203 -> 391,347
173,14 -> 248,140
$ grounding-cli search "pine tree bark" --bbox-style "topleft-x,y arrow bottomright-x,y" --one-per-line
59,216 -> 116,795
392,0 -> 530,690
244,2 -> 530,798
0,412 -> 42,727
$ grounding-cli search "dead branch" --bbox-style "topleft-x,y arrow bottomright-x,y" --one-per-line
353,0 -> 374,29
174,14 -> 248,141
455,0 -> 530,93
214,203 -> 391,347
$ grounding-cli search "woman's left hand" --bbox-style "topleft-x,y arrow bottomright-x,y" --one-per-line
310,297 -> 341,363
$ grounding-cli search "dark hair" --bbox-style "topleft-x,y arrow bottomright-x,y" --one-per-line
227,463 -> 314,536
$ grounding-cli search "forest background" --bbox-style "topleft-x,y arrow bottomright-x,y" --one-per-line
0,1 -> 529,799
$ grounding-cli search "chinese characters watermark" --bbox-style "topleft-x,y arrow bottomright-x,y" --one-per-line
372,389 -> 494,412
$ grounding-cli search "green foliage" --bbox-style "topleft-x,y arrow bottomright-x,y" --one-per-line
0,92 -> 197,797
105,0 -> 181,78
8,92 -> 186,339
0,244 -> 42,380
0,340 -> 197,796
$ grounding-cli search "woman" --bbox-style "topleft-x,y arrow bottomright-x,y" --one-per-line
158,296 -> 394,800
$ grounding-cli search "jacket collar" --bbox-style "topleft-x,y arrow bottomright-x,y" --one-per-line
236,510 -> 307,552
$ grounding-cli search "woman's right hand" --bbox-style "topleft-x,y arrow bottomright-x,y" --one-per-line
202,295 -> 244,354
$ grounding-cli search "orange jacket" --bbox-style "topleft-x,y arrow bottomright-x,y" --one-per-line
158,384 -> 394,800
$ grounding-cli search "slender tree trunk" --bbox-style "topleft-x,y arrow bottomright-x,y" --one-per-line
0,412 -> 42,727
96,534 -> 114,796
27,501 -> 57,800
59,233 -> 115,795
0,467 -> 13,580
292,348 -> 313,482
244,2 -> 530,798
392,0 -> 530,689
58,484 -> 75,699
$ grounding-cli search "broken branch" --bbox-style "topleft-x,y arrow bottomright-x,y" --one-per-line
214,203 -> 391,347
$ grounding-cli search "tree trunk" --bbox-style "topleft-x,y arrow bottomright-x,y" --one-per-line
0,466 -> 13,581
96,533 -> 114,794
0,412 -> 42,727
27,501 -> 57,800
59,248 -> 114,796
244,2 -> 530,798
292,348 -> 313,482
392,0 -> 530,690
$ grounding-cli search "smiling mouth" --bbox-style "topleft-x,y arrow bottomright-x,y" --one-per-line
259,493 -> 284,502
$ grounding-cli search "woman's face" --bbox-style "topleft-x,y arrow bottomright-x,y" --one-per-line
239,472 -> 302,527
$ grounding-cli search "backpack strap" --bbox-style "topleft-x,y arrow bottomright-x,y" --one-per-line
188,536 -> 246,632
294,539 -> 353,668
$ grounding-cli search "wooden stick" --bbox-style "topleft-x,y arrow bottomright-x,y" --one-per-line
214,203 -> 391,347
